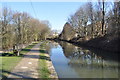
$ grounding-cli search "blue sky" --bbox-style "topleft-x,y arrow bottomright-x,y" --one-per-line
1,2 -> 86,31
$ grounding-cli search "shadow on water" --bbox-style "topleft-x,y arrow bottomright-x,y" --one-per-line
86,48 -> 119,62
58,41 -> 119,62
58,41 -> 119,70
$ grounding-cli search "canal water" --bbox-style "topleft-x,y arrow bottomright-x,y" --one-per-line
46,41 -> 119,78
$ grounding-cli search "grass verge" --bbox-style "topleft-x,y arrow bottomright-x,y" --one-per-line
39,42 -> 50,79
1,42 -> 38,78
20,42 -> 38,55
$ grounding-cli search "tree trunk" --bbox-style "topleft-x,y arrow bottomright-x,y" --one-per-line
17,51 -> 20,56
102,0 -> 105,35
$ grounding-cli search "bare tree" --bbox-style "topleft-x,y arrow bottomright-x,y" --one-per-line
1,7 -> 13,49
67,1 -> 118,41
86,2 -> 94,35
101,0 -> 105,35
1,7 -> 51,56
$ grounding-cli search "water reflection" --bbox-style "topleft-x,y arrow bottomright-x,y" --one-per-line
47,41 -> 119,78
59,41 -> 119,67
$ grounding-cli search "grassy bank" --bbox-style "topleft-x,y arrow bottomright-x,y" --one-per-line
39,42 -> 51,79
1,42 -> 38,78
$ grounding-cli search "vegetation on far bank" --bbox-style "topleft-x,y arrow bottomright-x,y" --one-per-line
57,2 -> 120,52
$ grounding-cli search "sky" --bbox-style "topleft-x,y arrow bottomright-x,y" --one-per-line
1,2 -> 86,32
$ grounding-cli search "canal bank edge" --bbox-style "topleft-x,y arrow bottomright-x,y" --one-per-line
39,41 -> 59,79
44,53 -> 59,79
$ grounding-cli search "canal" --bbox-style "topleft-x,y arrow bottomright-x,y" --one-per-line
45,41 -> 119,78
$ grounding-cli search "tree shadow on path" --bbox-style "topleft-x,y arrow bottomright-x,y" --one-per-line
1,70 -> 38,80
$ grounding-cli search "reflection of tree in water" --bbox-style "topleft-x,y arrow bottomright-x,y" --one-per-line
59,41 -> 75,58
59,41 -> 119,69
48,41 -> 59,49
58,41 -> 119,78
46,41 -> 119,78
46,41 -> 59,56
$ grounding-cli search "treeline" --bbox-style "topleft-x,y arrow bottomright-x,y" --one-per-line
57,1 -> 120,52
0,7 -> 51,50
67,1 -> 120,40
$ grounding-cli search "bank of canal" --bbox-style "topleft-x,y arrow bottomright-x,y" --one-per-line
39,42 -> 58,79
45,41 -> 119,78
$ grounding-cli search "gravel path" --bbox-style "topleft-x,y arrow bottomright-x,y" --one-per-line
8,43 -> 41,78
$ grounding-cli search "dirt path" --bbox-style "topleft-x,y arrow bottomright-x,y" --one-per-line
8,43 -> 41,78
